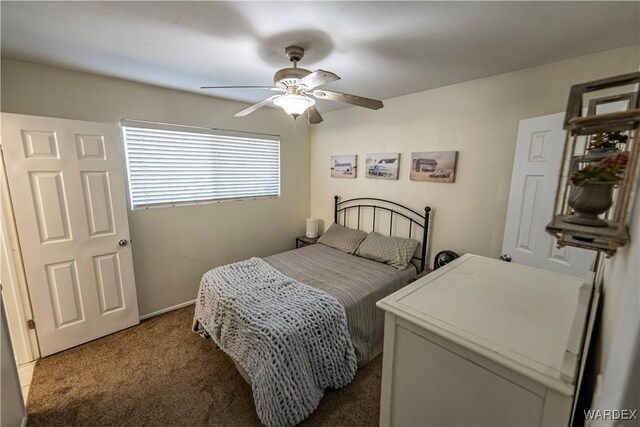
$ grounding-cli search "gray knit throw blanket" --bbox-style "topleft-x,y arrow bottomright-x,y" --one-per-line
192,257 -> 357,427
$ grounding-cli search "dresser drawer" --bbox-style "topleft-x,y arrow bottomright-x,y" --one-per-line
381,318 -> 574,426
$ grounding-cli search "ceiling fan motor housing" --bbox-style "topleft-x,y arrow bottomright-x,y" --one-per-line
273,67 -> 311,89
285,46 -> 305,62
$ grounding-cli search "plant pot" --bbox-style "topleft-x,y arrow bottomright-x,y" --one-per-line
563,183 -> 614,227
587,147 -> 618,155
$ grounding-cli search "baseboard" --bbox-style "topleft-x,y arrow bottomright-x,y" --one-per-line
139,299 -> 196,321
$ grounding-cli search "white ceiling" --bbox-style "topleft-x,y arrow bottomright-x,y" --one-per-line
2,1 -> 638,112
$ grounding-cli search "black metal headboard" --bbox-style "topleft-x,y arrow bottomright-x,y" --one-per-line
334,195 -> 432,272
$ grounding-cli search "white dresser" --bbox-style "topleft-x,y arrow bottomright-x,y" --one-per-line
377,254 -> 594,427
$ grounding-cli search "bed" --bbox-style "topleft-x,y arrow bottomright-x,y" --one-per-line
193,196 -> 432,426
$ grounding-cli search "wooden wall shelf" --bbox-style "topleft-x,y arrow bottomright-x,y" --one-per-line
546,72 -> 640,257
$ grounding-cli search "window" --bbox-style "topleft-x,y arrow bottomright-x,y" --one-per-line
121,120 -> 280,209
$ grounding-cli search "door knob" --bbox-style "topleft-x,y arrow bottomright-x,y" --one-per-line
118,239 -> 129,247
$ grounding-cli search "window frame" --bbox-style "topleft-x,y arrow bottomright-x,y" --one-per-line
119,120 -> 281,210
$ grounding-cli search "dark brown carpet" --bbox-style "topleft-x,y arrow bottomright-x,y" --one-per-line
26,306 -> 382,427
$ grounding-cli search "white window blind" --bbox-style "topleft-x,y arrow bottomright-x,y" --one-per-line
121,120 -> 280,209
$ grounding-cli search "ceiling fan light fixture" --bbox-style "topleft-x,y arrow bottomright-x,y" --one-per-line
273,94 -> 315,118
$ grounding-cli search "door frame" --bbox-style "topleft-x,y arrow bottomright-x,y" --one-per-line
0,147 -> 40,363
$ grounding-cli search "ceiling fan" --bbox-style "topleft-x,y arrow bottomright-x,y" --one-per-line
201,46 -> 384,124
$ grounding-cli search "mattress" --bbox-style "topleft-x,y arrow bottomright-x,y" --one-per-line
265,243 -> 416,366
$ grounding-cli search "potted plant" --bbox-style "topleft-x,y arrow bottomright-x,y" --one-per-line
564,152 -> 628,227
587,132 -> 628,154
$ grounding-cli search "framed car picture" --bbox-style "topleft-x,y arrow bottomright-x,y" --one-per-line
410,151 -> 458,183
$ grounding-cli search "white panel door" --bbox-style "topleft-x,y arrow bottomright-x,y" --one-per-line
502,113 -> 595,277
1,113 -> 139,356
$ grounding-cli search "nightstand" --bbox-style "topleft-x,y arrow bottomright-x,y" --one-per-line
295,235 -> 319,248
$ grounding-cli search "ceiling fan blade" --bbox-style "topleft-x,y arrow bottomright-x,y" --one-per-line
201,85 -> 284,91
312,89 -> 383,110
307,106 -> 323,124
234,95 -> 280,117
297,70 -> 340,91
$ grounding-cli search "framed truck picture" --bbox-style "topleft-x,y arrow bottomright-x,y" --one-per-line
365,153 -> 399,180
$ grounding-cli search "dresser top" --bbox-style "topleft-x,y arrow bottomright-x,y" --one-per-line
377,254 -> 593,392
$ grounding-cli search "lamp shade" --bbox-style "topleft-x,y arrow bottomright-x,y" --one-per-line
273,94 -> 315,117
306,218 -> 319,238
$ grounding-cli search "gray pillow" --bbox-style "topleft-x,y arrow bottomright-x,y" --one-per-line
318,223 -> 368,254
355,232 -> 419,270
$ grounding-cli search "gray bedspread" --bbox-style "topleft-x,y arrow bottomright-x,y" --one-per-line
193,257 -> 357,427
265,243 -> 416,366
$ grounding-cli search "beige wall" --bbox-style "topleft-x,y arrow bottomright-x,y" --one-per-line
310,45 -> 639,264
1,59 -> 310,316
593,178 -> 639,416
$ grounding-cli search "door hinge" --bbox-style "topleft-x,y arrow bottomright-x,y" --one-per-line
27,319 -> 36,330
